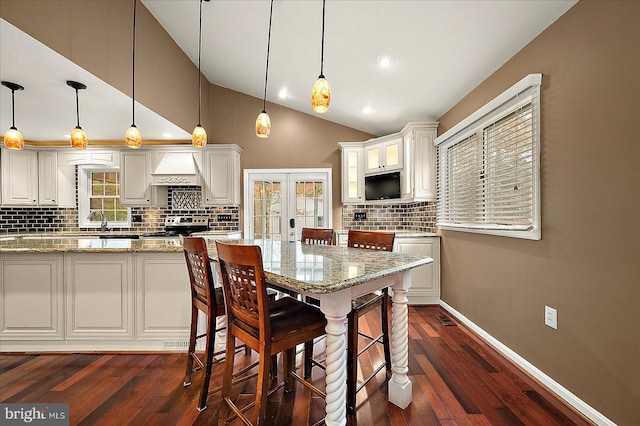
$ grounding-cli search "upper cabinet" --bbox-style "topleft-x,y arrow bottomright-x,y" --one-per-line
340,122 -> 437,204
120,150 -> 167,207
202,145 -> 242,206
1,148 -> 75,207
364,136 -> 403,174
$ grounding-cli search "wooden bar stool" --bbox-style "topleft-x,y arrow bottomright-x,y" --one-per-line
346,230 -> 395,413
182,237 -> 273,412
215,241 -> 327,426
301,227 -> 334,245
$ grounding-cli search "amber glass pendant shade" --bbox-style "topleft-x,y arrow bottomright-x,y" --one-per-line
192,125 -> 207,148
70,127 -> 87,149
312,76 -> 331,113
125,125 -> 142,148
3,127 -> 24,150
255,111 -> 271,138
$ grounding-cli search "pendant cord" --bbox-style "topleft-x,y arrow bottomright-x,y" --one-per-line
197,0 -> 203,125
11,89 -> 16,128
75,89 -> 80,128
320,0 -> 325,77
262,0 -> 274,112
132,0 -> 137,126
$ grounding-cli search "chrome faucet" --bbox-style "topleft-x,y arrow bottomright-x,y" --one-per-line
88,211 -> 109,232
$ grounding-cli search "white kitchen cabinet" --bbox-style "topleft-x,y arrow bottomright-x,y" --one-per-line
403,123 -> 438,201
59,149 -> 120,167
64,254 -> 134,339
120,150 -> 167,207
1,148 -> 38,205
202,145 -> 242,206
394,237 -> 440,305
339,144 -> 364,203
364,136 -> 403,174
0,254 -> 65,340
37,150 -> 59,206
135,253 -> 191,340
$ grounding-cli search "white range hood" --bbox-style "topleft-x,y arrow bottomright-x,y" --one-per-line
150,151 -> 201,186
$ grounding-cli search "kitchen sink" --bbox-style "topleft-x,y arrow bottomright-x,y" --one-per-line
99,234 -> 140,239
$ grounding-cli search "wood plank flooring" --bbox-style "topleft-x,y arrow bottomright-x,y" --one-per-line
0,306 -> 592,425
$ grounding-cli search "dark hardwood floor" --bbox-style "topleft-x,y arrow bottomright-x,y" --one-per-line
0,306 -> 592,425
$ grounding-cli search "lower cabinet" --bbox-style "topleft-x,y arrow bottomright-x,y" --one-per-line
135,253 -> 191,339
394,237 -> 440,305
0,255 -> 64,339
0,252 -> 192,351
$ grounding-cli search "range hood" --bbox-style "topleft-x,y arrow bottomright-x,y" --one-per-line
150,151 -> 201,186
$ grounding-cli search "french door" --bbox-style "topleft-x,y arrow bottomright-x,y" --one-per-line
244,169 -> 332,241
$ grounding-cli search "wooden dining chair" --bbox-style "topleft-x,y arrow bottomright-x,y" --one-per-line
182,237 -> 276,412
215,241 -> 327,426
301,227 -> 334,245
346,229 -> 395,413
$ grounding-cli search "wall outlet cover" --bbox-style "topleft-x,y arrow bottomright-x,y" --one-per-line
217,214 -> 232,221
354,212 -> 367,220
545,306 -> 558,330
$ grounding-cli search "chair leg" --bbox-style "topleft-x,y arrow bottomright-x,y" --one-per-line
197,313 -> 217,411
217,332 -> 236,426
304,340 -> 313,379
381,293 -> 392,372
184,305 -> 198,387
283,347 -> 296,392
254,348 -> 272,425
347,311 -> 358,414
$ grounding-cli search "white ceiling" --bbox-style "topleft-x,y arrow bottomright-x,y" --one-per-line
1,0 -> 577,142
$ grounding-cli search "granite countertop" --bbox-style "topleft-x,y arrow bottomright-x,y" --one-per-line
335,230 -> 439,238
208,239 -> 432,294
0,236 -> 186,253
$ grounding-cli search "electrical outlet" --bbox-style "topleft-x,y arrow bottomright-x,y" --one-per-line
132,215 -> 142,223
545,306 -> 557,329
354,212 -> 367,220
217,214 -> 232,221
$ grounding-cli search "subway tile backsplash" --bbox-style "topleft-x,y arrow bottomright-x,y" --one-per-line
0,186 -> 239,234
342,201 -> 436,233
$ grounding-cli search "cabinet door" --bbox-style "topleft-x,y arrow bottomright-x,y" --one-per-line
120,151 -> 151,206
65,254 -> 134,339
135,254 -> 191,339
203,149 -> 239,206
364,145 -> 381,173
0,255 -> 64,339
383,139 -> 402,170
413,126 -> 438,201
394,237 -> 440,305
1,148 -> 38,205
341,146 -> 364,203
38,151 -> 58,205
364,137 -> 403,174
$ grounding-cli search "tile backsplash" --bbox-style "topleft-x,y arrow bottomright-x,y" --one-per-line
0,186 -> 239,234
342,201 -> 436,232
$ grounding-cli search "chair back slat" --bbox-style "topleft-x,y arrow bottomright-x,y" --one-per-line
183,237 -> 214,305
216,242 -> 269,335
347,230 -> 395,251
301,228 -> 334,245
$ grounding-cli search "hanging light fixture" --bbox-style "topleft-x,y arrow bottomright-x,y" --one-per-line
66,80 -> 88,150
256,0 -> 274,139
192,0 -> 209,147
125,0 -> 142,148
1,81 -> 25,150
311,0 -> 330,113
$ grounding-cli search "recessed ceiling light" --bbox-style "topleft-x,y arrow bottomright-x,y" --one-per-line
377,55 -> 394,68
278,88 -> 290,99
362,106 -> 373,114
162,132 -> 172,138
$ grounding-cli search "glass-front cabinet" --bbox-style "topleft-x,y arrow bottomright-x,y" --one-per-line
339,144 -> 364,203
364,136 -> 403,174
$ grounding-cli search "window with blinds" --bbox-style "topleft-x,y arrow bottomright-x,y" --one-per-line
435,74 -> 541,239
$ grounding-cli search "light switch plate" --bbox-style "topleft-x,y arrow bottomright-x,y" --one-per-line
545,306 -> 558,329
217,214 -> 232,221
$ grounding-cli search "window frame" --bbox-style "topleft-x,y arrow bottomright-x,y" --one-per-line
435,74 -> 541,240
78,165 -> 131,228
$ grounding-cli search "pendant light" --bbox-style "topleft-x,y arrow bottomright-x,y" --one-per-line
125,0 -> 142,148
1,81 -> 25,150
256,0 -> 274,138
192,0 -> 209,147
311,0 -> 330,113
66,81 -> 88,150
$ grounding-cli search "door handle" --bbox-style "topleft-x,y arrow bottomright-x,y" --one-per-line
289,218 -> 295,228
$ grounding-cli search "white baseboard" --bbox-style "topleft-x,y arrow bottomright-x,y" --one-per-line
439,300 -> 615,426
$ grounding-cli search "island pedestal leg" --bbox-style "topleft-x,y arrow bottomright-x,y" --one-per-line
389,272 -> 412,409
321,297 -> 350,426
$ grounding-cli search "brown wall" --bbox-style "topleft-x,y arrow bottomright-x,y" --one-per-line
0,0 -> 373,228
436,2 -> 639,424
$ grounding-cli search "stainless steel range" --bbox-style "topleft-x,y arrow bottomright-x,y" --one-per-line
142,215 -> 209,238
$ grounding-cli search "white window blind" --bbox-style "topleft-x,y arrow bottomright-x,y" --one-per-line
435,74 -> 541,240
